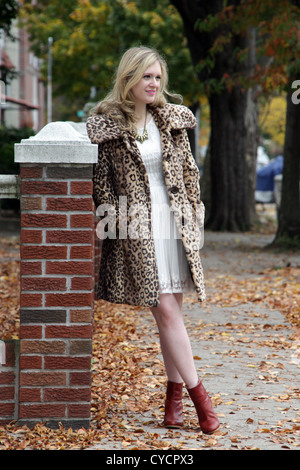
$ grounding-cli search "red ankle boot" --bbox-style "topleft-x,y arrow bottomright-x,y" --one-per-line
187,381 -> 220,434
164,381 -> 184,428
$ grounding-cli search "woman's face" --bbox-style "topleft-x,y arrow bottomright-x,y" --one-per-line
130,60 -> 162,107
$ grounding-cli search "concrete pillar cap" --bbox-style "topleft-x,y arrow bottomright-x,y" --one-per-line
14,121 -> 97,164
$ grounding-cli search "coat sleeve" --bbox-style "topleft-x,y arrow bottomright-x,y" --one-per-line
181,129 -> 205,232
86,115 -> 121,238
92,142 -> 116,206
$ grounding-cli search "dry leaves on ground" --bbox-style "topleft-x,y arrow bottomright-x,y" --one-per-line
0,234 -> 299,449
205,266 -> 300,331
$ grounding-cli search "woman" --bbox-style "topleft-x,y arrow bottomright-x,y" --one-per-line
86,46 -> 220,434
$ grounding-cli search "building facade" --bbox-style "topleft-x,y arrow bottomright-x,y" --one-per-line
1,22 -> 45,132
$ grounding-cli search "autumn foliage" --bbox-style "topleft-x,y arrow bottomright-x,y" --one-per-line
0,226 -> 299,449
196,0 -> 300,94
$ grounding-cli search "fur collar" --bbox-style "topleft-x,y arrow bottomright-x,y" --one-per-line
86,103 -> 197,144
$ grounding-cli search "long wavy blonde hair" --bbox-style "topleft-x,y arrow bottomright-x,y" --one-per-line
91,46 -> 182,130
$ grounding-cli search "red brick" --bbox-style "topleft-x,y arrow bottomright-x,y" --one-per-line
21,197 -> 43,211
20,309 -> 66,324
21,181 -> 68,195
20,372 -> 66,386
3,342 -> 17,367
0,386 -> 15,400
44,356 -> 91,370
0,403 -> 15,415
44,387 -> 90,402
71,181 -> 93,195
68,404 -> 91,418
0,371 -> 15,385
19,355 -> 42,370
46,261 -> 93,275
20,340 -> 65,355
45,293 -> 93,307
46,167 -> 92,179
21,213 -> 67,228
20,293 -> 43,308
70,340 -> 91,355
21,277 -> 66,291
46,230 -> 93,244
20,262 -> 42,275
71,277 -> 93,291
19,388 -> 41,402
46,197 -> 93,211
19,326 -> 42,339
21,245 -> 68,260
70,214 -> 94,228
19,403 -> 66,418
20,229 -> 43,244
70,309 -> 93,323
70,372 -> 91,386
45,325 -> 92,339
20,167 -> 43,179
70,246 -> 93,259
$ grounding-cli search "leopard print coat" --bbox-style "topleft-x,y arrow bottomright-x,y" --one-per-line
86,103 -> 206,307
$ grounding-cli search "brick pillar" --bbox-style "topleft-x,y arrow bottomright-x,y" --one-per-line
14,122 -> 98,429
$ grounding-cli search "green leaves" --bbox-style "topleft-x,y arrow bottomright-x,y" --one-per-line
194,0 -> 300,94
19,0 -> 201,115
0,0 -> 19,38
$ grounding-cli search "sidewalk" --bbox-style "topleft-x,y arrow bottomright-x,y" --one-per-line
180,301 -> 299,450
89,229 -> 300,450
1,213 -> 299,450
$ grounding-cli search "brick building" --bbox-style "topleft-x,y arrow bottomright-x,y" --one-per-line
0,22 -> 46,131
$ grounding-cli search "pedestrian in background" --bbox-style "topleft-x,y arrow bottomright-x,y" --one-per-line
86,46 -> 219,434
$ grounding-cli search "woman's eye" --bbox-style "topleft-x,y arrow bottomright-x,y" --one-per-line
143,75 -> 161,80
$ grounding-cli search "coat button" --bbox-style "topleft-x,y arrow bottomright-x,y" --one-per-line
170,186 -> 179,194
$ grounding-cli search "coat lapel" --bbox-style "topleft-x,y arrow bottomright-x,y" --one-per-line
87,103 -> 197,187
149,107 -> 173,161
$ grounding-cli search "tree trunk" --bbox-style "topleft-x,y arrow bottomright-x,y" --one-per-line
273,86 -> 300,247
207,87 -> 250,231
187,102 -> 200,163
245,28 -> 259,225
171,0 -> 254,231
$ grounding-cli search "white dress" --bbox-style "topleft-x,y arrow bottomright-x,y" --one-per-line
135,117 -> 194,294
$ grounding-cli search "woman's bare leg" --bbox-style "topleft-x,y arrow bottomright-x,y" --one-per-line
150,293 -> 198,389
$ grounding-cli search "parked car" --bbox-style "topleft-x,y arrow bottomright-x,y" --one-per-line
255,155 -> 284,204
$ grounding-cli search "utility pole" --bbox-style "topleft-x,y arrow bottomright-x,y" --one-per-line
0,29 -> 4,126
47,37 -> 53,123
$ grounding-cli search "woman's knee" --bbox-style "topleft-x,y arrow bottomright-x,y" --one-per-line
151,294 -> 181,328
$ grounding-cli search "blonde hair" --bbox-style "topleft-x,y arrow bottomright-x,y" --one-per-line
91,46 -> 182,130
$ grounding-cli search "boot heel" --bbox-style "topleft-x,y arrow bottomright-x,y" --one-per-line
187,381 -> 220,434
